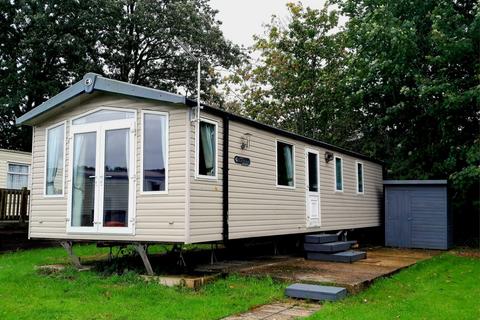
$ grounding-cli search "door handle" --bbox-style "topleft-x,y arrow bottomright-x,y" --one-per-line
105,175 -> 112,178
88,175 -> 96,179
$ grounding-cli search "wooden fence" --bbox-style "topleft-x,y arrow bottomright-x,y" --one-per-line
0,188 -> 30,222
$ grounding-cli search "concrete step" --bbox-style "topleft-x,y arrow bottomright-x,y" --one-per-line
285,283 -> 347,301
306,250 -> 367,263
304,233 -> 338,244
304,241 -> 356,253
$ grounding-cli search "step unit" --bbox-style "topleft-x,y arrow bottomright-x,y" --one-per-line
304,240 -> 356,253
304,233 -> 338,244
307,250 -> 367,263
285,283 -> 347,301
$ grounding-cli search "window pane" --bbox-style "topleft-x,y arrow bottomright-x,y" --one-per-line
277,142 -> 294,187
143,113 -> 167,191
308,153 -> 318,192
198,121 -> 216,176
103,129 -> 129,227
7,173 -> 28,189
335,157 -> 343,191
46,124 -> 64,195
357,163 -> 364,193
8,164 -> 29,174
71,132 -> 96,227
72,110 -> 134,125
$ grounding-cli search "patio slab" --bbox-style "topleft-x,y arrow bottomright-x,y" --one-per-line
199,247 -> 440,294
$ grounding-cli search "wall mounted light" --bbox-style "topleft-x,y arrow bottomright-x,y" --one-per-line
240,133 -> 252,150
325,151 -> 334,163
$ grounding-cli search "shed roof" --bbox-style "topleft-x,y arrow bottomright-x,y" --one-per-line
16,73 -> 383,165
383,180 -> 448,185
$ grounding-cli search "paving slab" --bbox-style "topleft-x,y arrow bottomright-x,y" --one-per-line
223,301 -> 321,320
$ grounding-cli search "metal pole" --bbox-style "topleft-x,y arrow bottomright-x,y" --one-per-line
197,60 -> 201,122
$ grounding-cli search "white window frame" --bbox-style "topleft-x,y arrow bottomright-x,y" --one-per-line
275,139 -> 296,189
334,155 -> 344,192
356,161 -> 365,195
66,107 -> 137,235
195,117 -> 218,180
141,110 -> 169,195
7,162 -> 30,190
43,121 -> 66,197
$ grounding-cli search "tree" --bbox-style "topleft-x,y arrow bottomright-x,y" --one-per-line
0,0 -> 242,151
98,0 -> 242,101
226,3 -> 353,146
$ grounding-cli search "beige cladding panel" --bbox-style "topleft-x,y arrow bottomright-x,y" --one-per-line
227,121 -> 383,240
29,93 -> 188,242
188,113 -> 224,243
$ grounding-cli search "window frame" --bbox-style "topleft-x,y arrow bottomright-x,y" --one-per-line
140,110 -> 169,195
356,161 -> 365,195
43,121 -> 66,197
195,117 -> 218,180
7,162 -> 30,190
334,155 -> 344,192
275,139 -> 296,189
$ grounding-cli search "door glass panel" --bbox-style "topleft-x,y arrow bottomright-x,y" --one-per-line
103,128 -> 130,227
71,132 -> 96,227
73,110 -> 134,125
308,153 -> 318,192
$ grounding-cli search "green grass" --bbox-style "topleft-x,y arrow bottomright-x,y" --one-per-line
309,253 -> 480,320
1,246 -> 479,320
0,245 -> 284,320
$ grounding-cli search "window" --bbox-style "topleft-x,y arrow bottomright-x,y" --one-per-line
45,123 -> 65,195
142,112 -> 168,192
357,162 -> 364,194
308,152 -> 319,192
197,119 -> 217,178
72,109 -> 134,125
277,141 -> 295,187
334,156 -> 343,191
7,163 -> 29,189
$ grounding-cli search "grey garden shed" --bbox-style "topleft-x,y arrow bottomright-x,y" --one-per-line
384,180 -> 452,250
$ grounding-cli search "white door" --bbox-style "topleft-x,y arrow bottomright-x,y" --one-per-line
67,114 -> 135,234
306,149 -> 321,227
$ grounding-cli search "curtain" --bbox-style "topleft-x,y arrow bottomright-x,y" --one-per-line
283,145 -> 294,186
200,122 -> 215,175
160,117 -> 166,171
72,134 -> 86,226
7,165 -> 29,189
46,125 -> 63,195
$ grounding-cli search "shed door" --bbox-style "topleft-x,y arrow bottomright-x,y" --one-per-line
385,189 -> 411,247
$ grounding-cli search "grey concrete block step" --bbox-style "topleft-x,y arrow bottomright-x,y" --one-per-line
307,250 -> 367,263
304,240 -> 356,253
304,233 -> 338,244
285,283 -> 347,301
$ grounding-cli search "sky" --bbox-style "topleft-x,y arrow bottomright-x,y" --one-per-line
209,0 -> 328,48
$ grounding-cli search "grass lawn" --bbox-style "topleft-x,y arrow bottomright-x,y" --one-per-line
0,245 -> 284,320
1,246 -> 479,320
309,253 -> 480,320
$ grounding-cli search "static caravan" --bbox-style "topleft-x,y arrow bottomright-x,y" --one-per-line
17,73 -> 384,250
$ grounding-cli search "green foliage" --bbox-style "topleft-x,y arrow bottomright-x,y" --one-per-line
226,3 -> 352,145
309,253 -> 480,319
0,0 -> 242,151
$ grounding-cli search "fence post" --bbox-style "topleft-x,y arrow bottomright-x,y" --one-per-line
0,189 -> 5,220
19,187 -> 29,224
